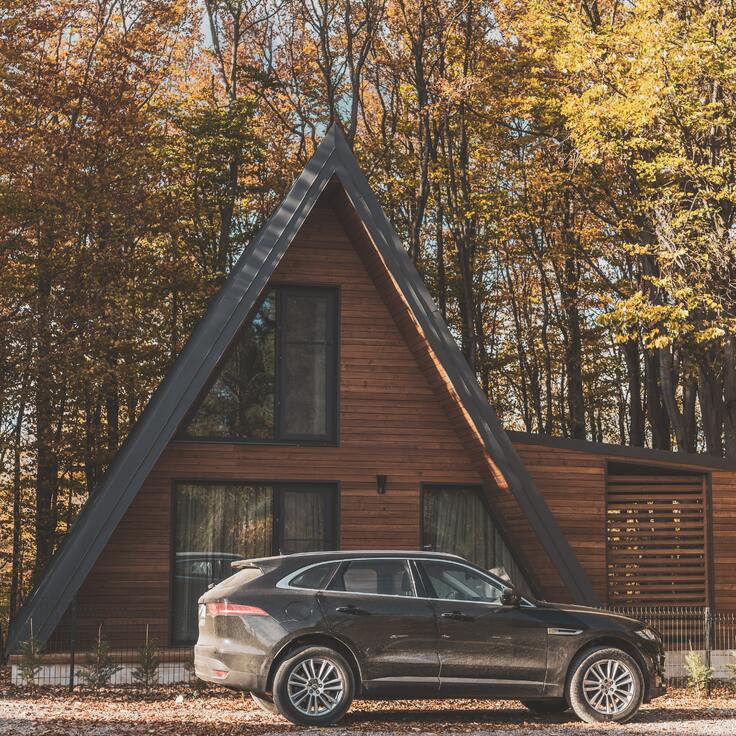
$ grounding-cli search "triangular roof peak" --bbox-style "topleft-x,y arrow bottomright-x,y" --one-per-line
7,126 -> 597,654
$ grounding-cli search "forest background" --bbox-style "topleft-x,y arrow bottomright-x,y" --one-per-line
2,0 -> 735,627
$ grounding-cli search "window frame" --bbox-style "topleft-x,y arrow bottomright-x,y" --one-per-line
276,555 -> 533,606
178,284 -> 340,446
416,558 -> 506,606
169,479 -> 339,645
325,558 -> 418,598
275,286 -> 339,443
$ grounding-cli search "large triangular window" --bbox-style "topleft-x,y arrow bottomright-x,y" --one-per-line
182,286 -> 338,442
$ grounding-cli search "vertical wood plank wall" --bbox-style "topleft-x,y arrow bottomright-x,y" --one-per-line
69,201 -> 494,646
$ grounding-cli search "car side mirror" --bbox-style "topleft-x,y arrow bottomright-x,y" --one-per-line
501,587 -> 521,607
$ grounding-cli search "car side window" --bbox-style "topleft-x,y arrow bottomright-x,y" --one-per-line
422,560 -> 504,604
329,560 -> 415,597
289,562 -> 339,590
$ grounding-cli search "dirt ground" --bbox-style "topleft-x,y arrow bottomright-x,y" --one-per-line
1,683 -> 735,736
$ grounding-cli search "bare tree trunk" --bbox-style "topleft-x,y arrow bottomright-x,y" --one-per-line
561,254 -> 585,439
623,338 -> 645,446
433,183 -> 447,320
84,383 -> 101,495
698,350 -> 724,456
104,345 -> 119,455
33,248 -> 58,585
682,373 -> 697,453
724,336 -> 736,458
658,346 -> 689,452
645,349 -> 671,450
10,376 -> 29,615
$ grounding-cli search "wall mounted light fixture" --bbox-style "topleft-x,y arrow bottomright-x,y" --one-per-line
376,474 -> 387,494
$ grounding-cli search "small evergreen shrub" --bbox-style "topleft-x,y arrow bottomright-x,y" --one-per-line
132,624 -> 160,691
79,623 -> 122,690
18,620 -> 44,688
684,649 -> 714,696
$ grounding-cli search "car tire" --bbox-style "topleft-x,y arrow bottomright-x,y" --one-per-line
272,645 -> 354,726
250,692 -> 278,715
521,698 -> 569,714
566,646 -> 644,723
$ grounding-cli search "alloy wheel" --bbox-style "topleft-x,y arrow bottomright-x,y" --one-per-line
286,657 -> 345,717
582,658 -> 635,715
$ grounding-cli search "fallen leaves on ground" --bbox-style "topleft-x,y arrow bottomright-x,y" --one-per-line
2,677 -> 735,736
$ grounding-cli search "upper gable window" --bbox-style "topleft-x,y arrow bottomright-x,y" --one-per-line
183,286 -> 338,442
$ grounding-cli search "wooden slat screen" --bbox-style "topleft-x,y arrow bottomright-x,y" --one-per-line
606,465 -> 707,606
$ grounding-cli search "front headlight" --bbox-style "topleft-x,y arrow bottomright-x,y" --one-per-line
635,627 -> 659,642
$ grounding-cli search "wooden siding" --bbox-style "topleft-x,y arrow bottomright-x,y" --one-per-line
513,437 -> 736,611
331,187 -> 564,601
511,443 -> 608,602
711,469 -> 736,610
69,199 -> 500,646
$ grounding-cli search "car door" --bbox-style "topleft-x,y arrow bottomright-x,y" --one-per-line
318,558 -> 440,695
419,559 -> 548,698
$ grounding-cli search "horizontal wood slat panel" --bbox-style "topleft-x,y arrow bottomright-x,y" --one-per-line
606,468 -> 707,607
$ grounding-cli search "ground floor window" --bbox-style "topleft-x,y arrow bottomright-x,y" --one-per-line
421,485 -> 531,595
172,481 -> 337,643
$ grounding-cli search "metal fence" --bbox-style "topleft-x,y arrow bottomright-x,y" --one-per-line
7,604 -> 736,688
9,605 -> 195,688
609,606 -> 736,685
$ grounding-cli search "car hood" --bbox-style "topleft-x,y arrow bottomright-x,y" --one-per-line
536,601 -> 645,629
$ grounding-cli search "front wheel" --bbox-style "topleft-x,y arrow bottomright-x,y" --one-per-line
566,646 -> 644,723
272,646 -> 354,726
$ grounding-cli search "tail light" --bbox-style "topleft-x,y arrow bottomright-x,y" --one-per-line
206,601 -> 269,617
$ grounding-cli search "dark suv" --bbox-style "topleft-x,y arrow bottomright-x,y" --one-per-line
194,551 -> 665,725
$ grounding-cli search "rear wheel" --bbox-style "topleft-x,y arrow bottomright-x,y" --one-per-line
521,698 -> 569,714
272,646 -> 354,726
566,646 -> 644,723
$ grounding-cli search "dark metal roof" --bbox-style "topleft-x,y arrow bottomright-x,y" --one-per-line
6,125 -> 598,655
509,430 -> 736,471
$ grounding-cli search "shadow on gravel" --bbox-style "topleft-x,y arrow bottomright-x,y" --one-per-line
2,707 -> 736,736
340,701 -> 736,728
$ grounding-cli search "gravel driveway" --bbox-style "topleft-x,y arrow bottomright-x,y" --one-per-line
1,687 -> 735,736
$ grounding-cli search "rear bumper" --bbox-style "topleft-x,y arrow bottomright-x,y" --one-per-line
194,645 -> 268,692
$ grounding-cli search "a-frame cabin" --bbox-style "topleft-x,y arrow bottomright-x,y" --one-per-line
7,126 -> 598,656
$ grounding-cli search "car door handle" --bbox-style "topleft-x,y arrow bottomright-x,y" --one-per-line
440,611 -> 475,622
335,605 -> 370,616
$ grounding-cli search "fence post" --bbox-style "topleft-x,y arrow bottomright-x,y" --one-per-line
703,606 -> 712,697
68,596 -> 77,692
